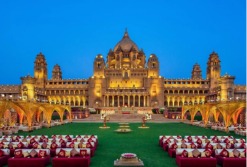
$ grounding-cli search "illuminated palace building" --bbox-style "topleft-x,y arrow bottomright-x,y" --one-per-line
0,31 -> 246,114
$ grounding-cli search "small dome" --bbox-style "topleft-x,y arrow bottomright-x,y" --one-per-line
95,54 -> 105,62
114,31 -> 138,52
148,54 -> 158,62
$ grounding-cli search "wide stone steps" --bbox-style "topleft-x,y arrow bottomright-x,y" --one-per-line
73,114 -> 182,123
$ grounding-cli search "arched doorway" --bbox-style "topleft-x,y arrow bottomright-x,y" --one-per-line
218,112 -> 224,123
3,109 -> 11,126
236,108 -> 246,127
208,112 -> 215,123
194,111 -> 202,121
184,110 -> 191,120
63,109 -> 70,120
3,109 -> 18,126
51,110 -> 60,121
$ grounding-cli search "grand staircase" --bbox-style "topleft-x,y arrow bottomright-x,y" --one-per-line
73,114 -> 182,123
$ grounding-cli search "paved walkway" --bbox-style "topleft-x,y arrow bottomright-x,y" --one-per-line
72,114 -> 188,123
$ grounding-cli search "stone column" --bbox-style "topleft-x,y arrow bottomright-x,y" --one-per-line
147,96 -> 150,107
103,96 -> 105,107
128,95 -> 130,107
138,95 -> 141,107
118,96 -> 120,107
83,99 -> 85,107
133,95 -> 135,107
144,96 -> 146,107
112,96 -> 114,107
107,95 -> 109,107
123,95 -> 125,106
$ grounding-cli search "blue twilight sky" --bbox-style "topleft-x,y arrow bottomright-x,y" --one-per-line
0,0 -> 246,85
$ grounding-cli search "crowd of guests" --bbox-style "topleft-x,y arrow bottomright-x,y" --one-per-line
191,121 -> 246,136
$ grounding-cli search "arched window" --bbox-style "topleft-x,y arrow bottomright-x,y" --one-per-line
152,62 -> 155,68
169,101 -> 173,106
97,63 -> 101,68
164,101 -> 168,106
124,72 -> 128,78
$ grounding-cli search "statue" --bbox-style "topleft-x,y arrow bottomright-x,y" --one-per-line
101,113 -> 109,127
140,113 -> 151,128
103,115 -> 107,127
142,116 -> 147,127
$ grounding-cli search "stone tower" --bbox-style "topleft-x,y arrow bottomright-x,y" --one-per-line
207,51 -> 221,89
34,52 -> 47,88
147,54 -> 159,78
20,75 -> 36,101
88,55 -> 106,108
93,54 -> 105,78
218,73 -> 235,101
52,64 -> 62,80
191,63 -> 202,80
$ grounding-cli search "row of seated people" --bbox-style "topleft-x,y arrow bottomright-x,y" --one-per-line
159,135 -> 245,148
191,121 -> 246,136
234,127 -> 246,136
20,119 -> 71,131
0,127 -> 19,135
15,119 -> 71,133
211,123 -> 246,135
191,121 -> 213,128
175,148 -> 246,167
0,147 -> 92,167
42,119 -> 70,128
203,122 -> 246,136
0,119 -> 71,136
15,122 -> 44,131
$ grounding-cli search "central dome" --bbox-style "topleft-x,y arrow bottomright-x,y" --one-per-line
114,31 -> 138,52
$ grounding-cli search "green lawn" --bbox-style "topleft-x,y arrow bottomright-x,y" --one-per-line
10,122 -> 244,167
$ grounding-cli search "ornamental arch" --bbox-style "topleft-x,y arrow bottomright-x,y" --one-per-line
182,101 -> 246,131
0,100 -> 71,128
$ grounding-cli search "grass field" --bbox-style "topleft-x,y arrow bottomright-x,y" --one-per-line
12,122 -> 244,167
